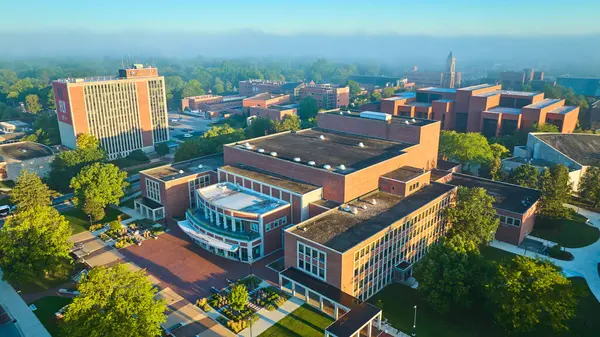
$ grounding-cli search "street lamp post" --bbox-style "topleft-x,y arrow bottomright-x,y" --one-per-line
412,305 -> 417,336
88,214 -> 93,227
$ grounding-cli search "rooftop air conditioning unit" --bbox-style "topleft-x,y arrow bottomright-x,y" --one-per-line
178,170 -> 184,174
308,161 -> 316,166
358,142 -> 365,148
270,152 -> 278,157
294,157 -> 302,162
323,164 -> 331,170
411,119 -> 416,123
405,120 -> 410,125
257,148 -> 265,153
319,135 -> 325,140
338,164 -> 346,171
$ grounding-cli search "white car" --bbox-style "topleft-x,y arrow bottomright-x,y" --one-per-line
183,133 -> 193,138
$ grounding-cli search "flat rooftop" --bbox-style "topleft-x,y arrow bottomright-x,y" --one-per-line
419,87 -> 457,94
234,128 -> 414,175
407,102 -> 432,108
198,182 -> 287,214
524,98 -> 562,109
383,166 -> 426,182
486,107 -> 522,115
141,154 -> 224,181
447,173 -> 540,213
547,106 -> 577,115
0,141 -> 53,161
291,183 -> 456,252
430,168 -> 452,182
323,110 -> 437,127
459,83 -> 497,91
475,90 -> 538,98
246,92 -> 285,100
502,156 -> 559,168
219,164 -> 320,195
534,133 -> 600,166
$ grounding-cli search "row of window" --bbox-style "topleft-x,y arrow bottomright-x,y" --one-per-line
146,179 -> 161,203
148,79 -> 169,144
265,216 -> 287,232
197,198 -> 258,233
408,181 -> 420,192
499,215 -> 521,227
189,175 -> 211,208
297,242 -> 326,281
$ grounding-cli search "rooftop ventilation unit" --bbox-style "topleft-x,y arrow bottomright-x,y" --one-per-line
358,142 -> 365,148
360,204 -> 368,210
323,164 -> 332,170
178,170 -> 184,174
244,142 -> 252,149
360,111 -> 391,121
198,165 -> 203,169
319,135 -> 325,140
257,148 -> 265,153
404,120 -> 410,125
411,118 -> 416,123
339,111 -> 344,115
270,152 -> 278,157
338,164 -> 346,171
293,157 -> 301,162
351,207 -> 359,215
308,161 -> 316,166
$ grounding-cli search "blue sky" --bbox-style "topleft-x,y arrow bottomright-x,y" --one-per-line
2,0 -> 598,36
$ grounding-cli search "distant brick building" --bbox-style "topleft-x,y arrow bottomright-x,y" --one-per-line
299,84 -> 350,109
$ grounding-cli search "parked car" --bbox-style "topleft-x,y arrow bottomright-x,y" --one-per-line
183,133 -> 193,138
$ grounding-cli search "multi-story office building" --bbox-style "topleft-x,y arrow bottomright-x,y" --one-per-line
137,110 -> 541,337
181,94 -> 245,114
242,93 -> 291,111
379,83 -> 580,136
239,79 -> 305,100
299,84 -> 350,109
52,64 -> 169,160
442,52 -> 457,88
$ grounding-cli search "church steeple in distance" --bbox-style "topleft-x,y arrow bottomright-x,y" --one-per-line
443,51 -> 456,88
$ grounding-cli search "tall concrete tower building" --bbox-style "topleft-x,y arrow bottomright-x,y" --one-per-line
52,65 -> 169,160
442,52 -> 456,88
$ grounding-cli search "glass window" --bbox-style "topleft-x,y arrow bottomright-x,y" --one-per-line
251,223 -> 259,232
514,219 -> 521,227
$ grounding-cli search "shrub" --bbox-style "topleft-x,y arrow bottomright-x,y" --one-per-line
548,244 -> 574,261
89,223 -> 104,231
109,220 -> 121,232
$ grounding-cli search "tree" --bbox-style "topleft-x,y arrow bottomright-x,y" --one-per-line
25,112 -> 61,145
46,89 -> 55,109
181,79 -> 205,98
154,142 -> 170,157
48,134 -> 105,192
70,163 -> 128,221
578,166 -> 600,207
25,94 -> 42,113
506,164 -> 539,189
479,157 -> 504,181
439,131 -> 493,170
174,124 -> 245,162
414,235 -> 484,313
446,187 -> 499,246
382,87 -> 395,98
212,77 -> 225,94
489,143 -> 509,159
62,264 -> 166,337
0,206 -> 72,285
228,284 -> 249,311
246,117 -> 275,138
539,165 -> 572,218
274,115 -> 301,132
533,122 -> 560,133
486,256 -> 576,333
298,96 -> 319,119
345,80 -> 361,100
370,91 -> 382,102
10,170 -> 54,211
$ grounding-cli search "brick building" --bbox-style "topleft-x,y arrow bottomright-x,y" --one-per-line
52,64 -> 169,160
242,93 -> 291,111
299,84 -> 350,109
378,83 -> 580,136
239,79 -> 304,100
137,110 -> 541,337
181,94 -> 246,116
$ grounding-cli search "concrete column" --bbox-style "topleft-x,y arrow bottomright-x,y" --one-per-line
291,281 -> 296,296
367,321 -> 372,337
334,304 -> 339,319
319,296 -> 323,311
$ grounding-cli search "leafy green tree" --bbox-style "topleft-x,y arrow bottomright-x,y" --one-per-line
578,166 -> 600,207
439,131 -> 493,170
10,171 -> 54,211
47,89 -> 55,109
506,164 -> 539,189
274,115 -> 301,132
70,163 -> 128,221
533,122 -> 560,133
370,91 -> 382,102
154,142 -> 170,157
0,206 -> 72,285
25,112 -> 61,145
414,235 -> 484,313
489,143 -> 509,159
228,284 -> 249,311
174,124 -> 245,162
486,256 -> 576,334
182,79 -> 205,98
382,87 -> 395,98
212,77 -> 225,94
62,264 -> 166,337
298,96 -> 319,119
446,187 -> 499,246
345,80 -> 361,100
539,165 -> 572,218
0,102 -> 22,119
246,117 -> 275,138
49,134 -> 106,192
479,157 -> 504,181
25,94 -> 42,113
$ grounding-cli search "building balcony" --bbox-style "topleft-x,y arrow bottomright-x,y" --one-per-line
185,209 -> 259,241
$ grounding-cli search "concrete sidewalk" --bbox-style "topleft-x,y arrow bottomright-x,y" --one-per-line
238,296 -> 304,337
0,270 -> 51,337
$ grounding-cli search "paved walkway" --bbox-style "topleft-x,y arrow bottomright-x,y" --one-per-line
0,270 -> 52,337
491,205 -> 600,302
238,296 -> 304,337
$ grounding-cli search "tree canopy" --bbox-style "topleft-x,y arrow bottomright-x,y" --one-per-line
382,87 -> 395,98
10,170 -> 55,211
62,264 -> 166,337
298,96 -> 319,119
228,284 -> 249,311
506,164 -> 540,189
0,206 -> 72,285
539,165 -> 572,218
578,166 -> 600,207
49,134 -> 106,192
439,131 -> 493,169
345,80 -> 361,100
25,93 -> 42,113
174,124 -> 245,162
154,142 -> 170,157
70,162 -> 128,221
486,256 -> 576,334
446,186 -> 499,247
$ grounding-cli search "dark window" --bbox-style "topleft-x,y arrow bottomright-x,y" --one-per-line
499,97 -> 515,107
455,113 -> 468,132
515,98 -> 531,108
416,92 -> 429,103
482,118 -> 498,138
430,94 -> 442,101
501,119 -> 519,135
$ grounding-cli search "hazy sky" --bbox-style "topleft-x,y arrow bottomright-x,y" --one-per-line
3,0 -> 599,36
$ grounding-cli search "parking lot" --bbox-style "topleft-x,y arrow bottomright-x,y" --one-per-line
120,221 -> 282,302
168,112 -> 213,141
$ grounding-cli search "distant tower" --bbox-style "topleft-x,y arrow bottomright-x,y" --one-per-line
442,52 -> 456,88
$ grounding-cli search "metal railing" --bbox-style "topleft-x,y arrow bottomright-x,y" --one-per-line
185,209 -> 259,241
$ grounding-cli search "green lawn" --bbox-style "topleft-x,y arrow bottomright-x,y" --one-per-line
369,276 -> 599,337
62,207 -> 131,233
31,296 -> 73,337
12,259 -> 77,294
258,304 -> 334,337
532,212 -> 599,248
480,245 -> 516,262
